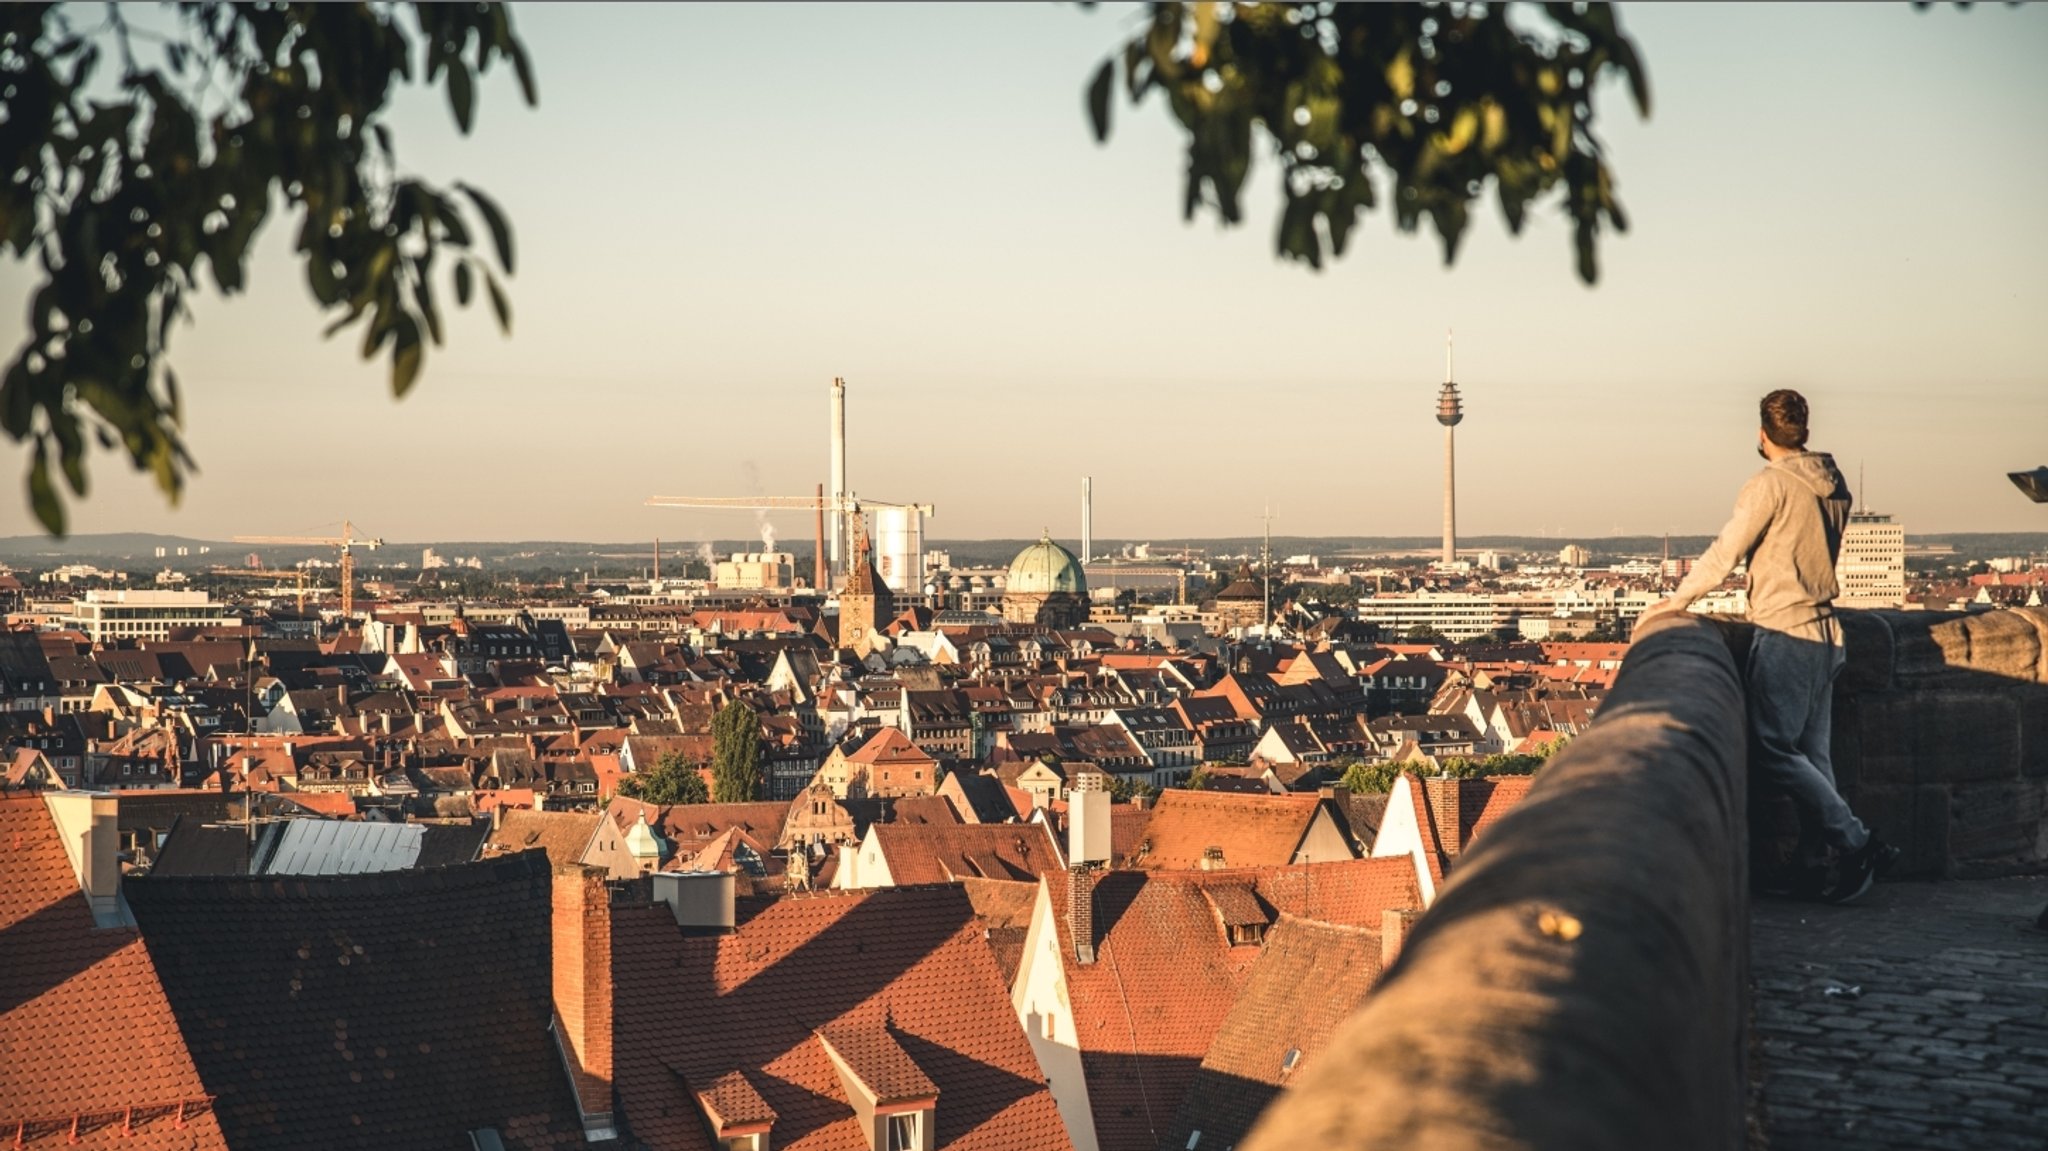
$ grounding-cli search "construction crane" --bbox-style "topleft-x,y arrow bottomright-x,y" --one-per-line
645,492 -> 934,590
206,567 -> 317,613
231,521 -> 383,617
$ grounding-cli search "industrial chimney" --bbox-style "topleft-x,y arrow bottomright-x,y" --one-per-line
829,377 -> 848,579
1066,772 -> 1110,965
1081,476 -> 1092,565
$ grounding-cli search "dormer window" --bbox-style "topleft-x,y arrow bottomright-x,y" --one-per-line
885,1112 -> 920,1151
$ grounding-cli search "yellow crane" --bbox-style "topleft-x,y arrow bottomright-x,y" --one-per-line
231,521 -> 383,617
644,492 -> 933,589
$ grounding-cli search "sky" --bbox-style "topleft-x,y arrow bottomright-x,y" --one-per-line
4,2 -> 2046,546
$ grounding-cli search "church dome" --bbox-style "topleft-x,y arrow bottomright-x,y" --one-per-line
1006,536 -> 1088,599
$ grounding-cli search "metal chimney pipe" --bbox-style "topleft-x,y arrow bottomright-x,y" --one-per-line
1082,476 -> 1092,564
829,377 -> 847,578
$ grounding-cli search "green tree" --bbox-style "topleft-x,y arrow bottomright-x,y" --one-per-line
1403,625 -> 1448,644
1337,760 -> 1402,795
617,750 -> 708,806
2,3 -> 533,533
711,700 -> 761,803
1184,765 -> 1214,791
1085,3 -> 1649,281
1104,773 -> 1159,803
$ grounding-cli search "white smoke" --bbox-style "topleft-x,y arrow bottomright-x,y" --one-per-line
758,517 -> 777,553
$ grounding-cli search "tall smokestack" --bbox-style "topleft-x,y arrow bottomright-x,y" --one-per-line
829,377 -> 847,580
1436,331 -> 1464,567
653,537 -> 660,583
814,483 -> 827,592
1081,476 -> 1092,565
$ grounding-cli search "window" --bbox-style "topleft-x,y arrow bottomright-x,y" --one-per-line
885,1112 -> 921,1151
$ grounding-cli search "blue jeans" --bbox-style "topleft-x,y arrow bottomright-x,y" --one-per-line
1748,618 -> 1869,852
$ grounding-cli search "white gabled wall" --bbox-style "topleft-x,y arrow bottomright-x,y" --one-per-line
1011,880 -> 1098,1151
1369,775 -> 1438,906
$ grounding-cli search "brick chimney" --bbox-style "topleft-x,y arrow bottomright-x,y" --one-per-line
1381,907 -> 1421,972
552,864 -> 616,1138
1067,865 -> 1098,966
1422,776 -> 1462,859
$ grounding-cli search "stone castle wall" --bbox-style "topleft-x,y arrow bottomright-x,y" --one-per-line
1829,608 -> 2048,878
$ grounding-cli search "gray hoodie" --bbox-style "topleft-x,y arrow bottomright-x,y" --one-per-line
1671,451 -> 1853,635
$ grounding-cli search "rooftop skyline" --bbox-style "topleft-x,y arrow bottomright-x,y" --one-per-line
3,3 -> 2044,543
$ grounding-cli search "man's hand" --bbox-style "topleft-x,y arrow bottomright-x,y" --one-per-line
1638,598 -> 1687,623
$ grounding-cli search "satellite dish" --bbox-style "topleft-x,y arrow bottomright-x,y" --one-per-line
2009,468 -> 2048,504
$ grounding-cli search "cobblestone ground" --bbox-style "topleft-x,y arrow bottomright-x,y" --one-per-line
1752,876 -> 2048,1150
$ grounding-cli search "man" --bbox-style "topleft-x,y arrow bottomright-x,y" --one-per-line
1645,389 -> 1897,902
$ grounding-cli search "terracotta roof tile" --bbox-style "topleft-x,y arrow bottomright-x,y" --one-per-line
868,823 -> 1062,885
484,809 -> 600,867
1130,791 -> 1336,871
1044,858 -> 1420,1151
1161,915 -> 1385,1150
0,796 -> 228,1150
126,853 -> 586,1150
612,885 -> 1070,1151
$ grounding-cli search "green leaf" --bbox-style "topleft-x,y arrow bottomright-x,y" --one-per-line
510,41 -> 539,106
447,60 -> 475,134
1087,59 -> 1115,142
484,270 -> 512,334
29,439 -> 64,536
390,312 -> 424,398
458,182 -> 515,274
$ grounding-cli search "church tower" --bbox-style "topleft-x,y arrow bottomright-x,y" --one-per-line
837,512 -> 893,652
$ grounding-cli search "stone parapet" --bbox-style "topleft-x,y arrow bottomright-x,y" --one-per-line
1827,608 -> 2048,879
1243,614 -> 1750,1151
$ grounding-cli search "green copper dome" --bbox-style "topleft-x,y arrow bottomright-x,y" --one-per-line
1006,536 -> 1088,598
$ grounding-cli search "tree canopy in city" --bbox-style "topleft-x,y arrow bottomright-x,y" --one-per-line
1,2 -> 533,534
1084,2 -> 1649,279
711,700 -> 762,803
618,750 -> 709,806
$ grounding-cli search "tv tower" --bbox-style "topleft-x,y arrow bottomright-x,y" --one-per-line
1436,331 -> 1464,567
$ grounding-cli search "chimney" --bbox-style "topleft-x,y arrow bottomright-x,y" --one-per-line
1067,865 -> 1098,966
1423,776 -> 1463,859
652,870 -> 736,933
1068,772 -> 1110,866
44,792 -> 129,928
552,864 -> 617,1140
1381,907 -> 1421,971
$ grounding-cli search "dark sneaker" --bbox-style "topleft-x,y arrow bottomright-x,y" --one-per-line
1823,839 -> 1900,905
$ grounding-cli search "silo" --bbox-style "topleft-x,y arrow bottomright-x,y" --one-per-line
873,506 -> 924,594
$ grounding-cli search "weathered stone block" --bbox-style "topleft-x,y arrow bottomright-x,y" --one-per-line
1948,780 -> 2048,866
1853,783 -> 1950,878
1856,691 -> 2019,784
1888,611 -> 1974,684
1889,609 -> 2048,686
1837,610 -> 1895,693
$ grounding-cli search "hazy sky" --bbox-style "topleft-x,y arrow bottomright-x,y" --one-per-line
4,2 -> 2045,545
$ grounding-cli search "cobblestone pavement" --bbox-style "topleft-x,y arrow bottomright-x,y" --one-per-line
1752,876 -> 2048,1150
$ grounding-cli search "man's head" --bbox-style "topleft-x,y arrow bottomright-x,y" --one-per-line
1758,389 -> 1809,459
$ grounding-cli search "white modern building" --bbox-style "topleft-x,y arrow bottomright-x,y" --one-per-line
1837,511 -> 1906,608
62,589 -> 232,643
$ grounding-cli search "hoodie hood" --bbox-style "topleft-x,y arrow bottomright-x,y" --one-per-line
1771,451 -> 1849,500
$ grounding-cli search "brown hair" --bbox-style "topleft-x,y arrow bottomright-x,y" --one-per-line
1760,389 -> 1809,449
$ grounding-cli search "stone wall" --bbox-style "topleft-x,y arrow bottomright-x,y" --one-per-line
1828,608 -> 2048,878
1243,614 -> 1750,1151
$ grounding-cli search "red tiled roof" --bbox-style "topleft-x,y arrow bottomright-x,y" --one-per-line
1043,858 -> 1420,1151
847,727 -> 938,768
1162,915 -> 1385,1150
125,853 -> 586,1150
869,823 -> 1062,885
817,1013 -> 940,1102
0,796 -> 228,1150
1130,791 -> 1332,870
484,809 -> 600,868
611,885 -> 1071,1151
